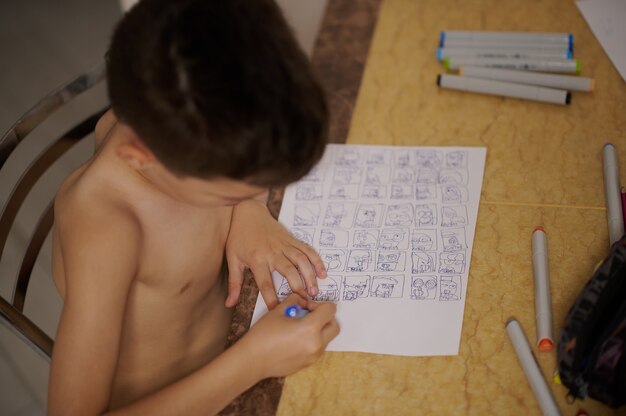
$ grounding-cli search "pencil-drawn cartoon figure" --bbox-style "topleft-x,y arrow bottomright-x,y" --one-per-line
313,276 -> 340,302
441,185 -> 469,204
333,166 -> 362,184
416,167 -> 439,184
415,184 -> 436,201
438,252 -> 466,274
361,185 -> 387,199
276,278 -> 293,298
365,165 -> 391,185
323,203 -> 356,228
354,204 -> 384,228
294,204 -> 320,226
416,150 -> 442,169
290,228 -> 314,246
415,204 -> 437,227
376,251 -> 406,272
319,249 -> 347,272
394,150 -> 411,167
445,151 -> 467,168
342,275 -> 370,301
439,276 -> 462,301
336,148 -> 362,166
353,229 -> 379,249
392,166 -> 415,184
439,169 -> 467,185
411,251 -> 436,274
411,229 -> 437,251
441,228 -> 466,252
367,148 -> 390,165
371,275 -> 404,298
384,203 -> 413,226
410,276 -> 437,300
378,228 -> 408,250
441,205 -> 467,227
319,229 -> 349,248
329,184 -> 359,200
346,249 -> 373,272
295,183 -> 323,200
391,184 -> 413,199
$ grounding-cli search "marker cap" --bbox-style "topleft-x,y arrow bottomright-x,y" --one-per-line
538,337 -> 554,351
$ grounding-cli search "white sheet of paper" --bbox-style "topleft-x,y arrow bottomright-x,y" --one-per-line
251,144 -> 487,356
576,0 -> 626,83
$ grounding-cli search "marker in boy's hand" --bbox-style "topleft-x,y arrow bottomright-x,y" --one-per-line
225,199 -> 328,309
241,294 -> 339,378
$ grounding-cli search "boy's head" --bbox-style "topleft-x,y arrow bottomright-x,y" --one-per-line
107,0 -> 328,187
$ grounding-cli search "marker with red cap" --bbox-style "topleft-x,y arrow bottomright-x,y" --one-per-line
532,227 -> 554,351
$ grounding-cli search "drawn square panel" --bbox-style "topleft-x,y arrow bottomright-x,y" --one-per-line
318,229 -> 349,248
365,165 -> 391,185
354,203 -> 385,228
300,164 -> 328,182
445,151 -> 468,168
370,275 -> 405,298
289,228 -> 315,247
294,203 -> 320,226
390,184 -> 414,200
329,184 -> 359,200
416,167 -> 439,184
367,148 -> 391,165
352,229 -> 380,249
415,184 -> 437,201
333,165 -> 363,184
441,205 -> 468,227
313,276 -> 341,302
439,169 -> 468,185
411,251 -> 437,274
415,150 -> 443,169
295,183 -> 323,201
361,185 -> 387,199
378,228 -> 409,250
342,275 -> 371,301
441,228 -> 467,252
410,276 -> 437,300
393,149 -> 412,167
441,184 -> 469,204
335,147 -> 364,166
391,165 -> 415,184
438,252 -> 466,274
323,202 -> 357,228
415,204 -> 438,227
276,278 -> 293,299
346,249 -> 375,272
319,249 -> 348,273
384,203 -> 414,227
439,275 -> 463,301
375,251 -> 406,272
411,229 -> 437,251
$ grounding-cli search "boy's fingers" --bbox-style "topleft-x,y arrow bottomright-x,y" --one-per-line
283,248 -> 318,297
250,263 -> 279,309
320,319 -> 340,345
305,302 -> 337,325
294,242 -> 327,279
274,260 -> 308,298
225,264 -> 244,307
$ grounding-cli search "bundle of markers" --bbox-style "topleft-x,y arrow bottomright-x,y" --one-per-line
435,30 -> 595,105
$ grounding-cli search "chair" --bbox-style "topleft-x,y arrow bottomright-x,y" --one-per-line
0,62 -> 108,361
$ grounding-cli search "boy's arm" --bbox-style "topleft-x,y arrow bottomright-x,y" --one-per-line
48,198 -> 141,415
224,198 -> 327,309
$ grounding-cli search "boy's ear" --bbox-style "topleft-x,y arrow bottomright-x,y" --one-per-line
115,127 -> 156,170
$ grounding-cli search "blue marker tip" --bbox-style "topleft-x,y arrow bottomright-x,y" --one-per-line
567,50 -> 572,59
436,48 -> 442,61
285,305 -> 309,318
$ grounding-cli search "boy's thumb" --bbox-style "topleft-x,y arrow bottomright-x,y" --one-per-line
225,264 -> 245,307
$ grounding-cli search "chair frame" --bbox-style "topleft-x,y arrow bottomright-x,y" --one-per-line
0,62 -> 107,361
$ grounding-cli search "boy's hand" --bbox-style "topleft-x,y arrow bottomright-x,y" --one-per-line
240,294 -> 339,378
225,199 -> 327,309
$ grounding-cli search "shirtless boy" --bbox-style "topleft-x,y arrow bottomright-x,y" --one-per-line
48,0 -> 339,414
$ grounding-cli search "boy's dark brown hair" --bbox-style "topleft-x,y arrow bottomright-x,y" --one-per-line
107,0 -> 328,185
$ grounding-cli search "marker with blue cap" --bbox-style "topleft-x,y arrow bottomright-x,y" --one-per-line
285,304 -> 309,318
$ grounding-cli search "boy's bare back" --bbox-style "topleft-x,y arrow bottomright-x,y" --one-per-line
51,111 -> 234,408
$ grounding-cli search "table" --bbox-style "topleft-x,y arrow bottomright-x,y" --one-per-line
274,0 -> 626,414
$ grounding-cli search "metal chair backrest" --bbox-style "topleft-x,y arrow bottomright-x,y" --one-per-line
0,63 -> 107,361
